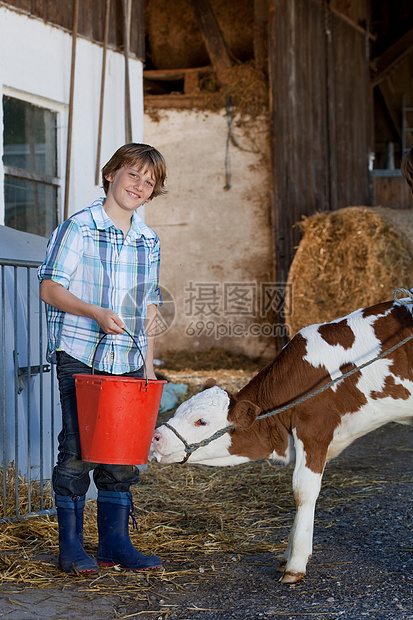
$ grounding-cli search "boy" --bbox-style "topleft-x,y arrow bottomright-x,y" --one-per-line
38,143 -> 167,574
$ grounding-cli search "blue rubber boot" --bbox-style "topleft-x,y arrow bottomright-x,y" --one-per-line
96,490 -> 162,571
55,494 -> 98,574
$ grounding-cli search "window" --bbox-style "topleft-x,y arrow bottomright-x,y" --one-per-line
3,95 -> 59,238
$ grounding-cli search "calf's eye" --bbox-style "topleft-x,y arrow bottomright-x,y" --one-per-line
195,418 -> 208,426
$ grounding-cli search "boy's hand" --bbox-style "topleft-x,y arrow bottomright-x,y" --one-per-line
145,366 -> 157,380
40,280 -> 125,335
93,307 -> 125,335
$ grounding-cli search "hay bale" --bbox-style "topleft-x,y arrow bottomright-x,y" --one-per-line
285,206 -> 413,336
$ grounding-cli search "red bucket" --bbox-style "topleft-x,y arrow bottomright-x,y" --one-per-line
75,375 -> 166,465
74,330 -> 166,465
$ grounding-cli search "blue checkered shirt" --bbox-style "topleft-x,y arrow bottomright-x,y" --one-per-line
38,198 -> 162,373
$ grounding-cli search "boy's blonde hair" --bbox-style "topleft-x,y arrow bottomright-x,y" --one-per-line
102,143 -> 167,199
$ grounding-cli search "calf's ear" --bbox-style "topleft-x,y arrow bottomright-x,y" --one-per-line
202,378 -> 217,390
228,400 -> 261,431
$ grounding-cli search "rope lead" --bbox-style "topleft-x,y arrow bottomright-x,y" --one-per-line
393,288 -> 413,305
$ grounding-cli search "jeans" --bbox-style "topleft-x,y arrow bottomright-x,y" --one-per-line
53,351 -> 143,497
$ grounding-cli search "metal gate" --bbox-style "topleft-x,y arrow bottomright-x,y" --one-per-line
1,258 -> 60,522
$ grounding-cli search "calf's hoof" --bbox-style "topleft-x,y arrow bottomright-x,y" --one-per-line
279,570 -> 305,584
276,559 -> 287,573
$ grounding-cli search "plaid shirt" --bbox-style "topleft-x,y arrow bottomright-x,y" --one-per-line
38,198 -> 162,374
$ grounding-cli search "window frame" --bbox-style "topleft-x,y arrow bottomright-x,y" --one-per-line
2,87 -> 65,235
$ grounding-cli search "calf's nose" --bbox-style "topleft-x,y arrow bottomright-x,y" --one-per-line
153,430 -> 162,442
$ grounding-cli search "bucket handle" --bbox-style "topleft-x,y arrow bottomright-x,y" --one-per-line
91,327 -> 148,384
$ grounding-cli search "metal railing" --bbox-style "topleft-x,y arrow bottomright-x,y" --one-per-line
1,258 -> 59,522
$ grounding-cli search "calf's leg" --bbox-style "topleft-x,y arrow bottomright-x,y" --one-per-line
280,442 -> 324,584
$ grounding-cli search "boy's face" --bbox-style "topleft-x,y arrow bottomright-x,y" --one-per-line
105,165 -> 156,212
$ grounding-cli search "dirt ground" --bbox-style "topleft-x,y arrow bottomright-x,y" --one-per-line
0,367 -> 412,620
0,426 -> 412,619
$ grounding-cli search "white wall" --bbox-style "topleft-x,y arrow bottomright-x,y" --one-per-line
144,109 -> 277,359
0,6 -> 144,226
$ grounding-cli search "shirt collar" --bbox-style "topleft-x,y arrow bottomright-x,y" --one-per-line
90,198 -> 156,240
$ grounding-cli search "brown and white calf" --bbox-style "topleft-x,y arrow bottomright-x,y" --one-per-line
152,300 -> 413,583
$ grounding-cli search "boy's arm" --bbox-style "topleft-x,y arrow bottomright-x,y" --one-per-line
144,304 -> 157,380
40,279 -> 125,335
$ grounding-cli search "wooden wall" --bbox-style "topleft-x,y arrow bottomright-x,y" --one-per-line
373,174 -> 413,209
1,0 -> 144,58
269,0 -> 372,286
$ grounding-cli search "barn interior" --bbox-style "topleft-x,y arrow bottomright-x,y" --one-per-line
143,0 -> 413,172
1,4 -> 413,614
141,0 -> 413,355
2,0 -> 413,357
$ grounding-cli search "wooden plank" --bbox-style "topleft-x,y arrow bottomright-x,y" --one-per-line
63,0 -> 79,221
332,16 -> 346,205
46,0 -> 72,31
377,79 -> 403,142
31,0 -> 47,17
325,1 -> 338,211
253,0 -> 268,73
144,94 -> 208,109
131,0 -> 145,62
122,0 -> 132,143
188,0 -> 232,79
295,0 -> 307,232
371,26 -> 413,86
332,15 -> 371,208
183,71 -> 199,94
95,0 -> 110,186
108,0 -> 123,51
373,175 -> 413,208
79,0 -> 105,41
4,0 -> 31,11
144,67 -> 211,81
268,0 -> 282,348
310,0 -> 376,40
313,0 -> 329,212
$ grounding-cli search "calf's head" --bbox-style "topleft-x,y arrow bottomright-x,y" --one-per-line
151,383 -> 261,466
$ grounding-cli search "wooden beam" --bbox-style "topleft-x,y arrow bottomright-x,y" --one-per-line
122,0 -> 132,143
377,79 -> 402,142
254,0 -> 268,74
135,0 -> 145,62
371,26 -> 413,86
188,0 -> 231,80
324,1 -> 338,212
143,66 -> 212,81
144,94 -> 210,109
64,0 -> 79,221
268,0 -> 289,350
95,0 -> 110,186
